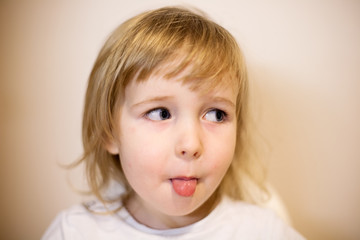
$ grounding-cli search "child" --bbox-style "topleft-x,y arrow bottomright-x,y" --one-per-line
43,6 -> 305,239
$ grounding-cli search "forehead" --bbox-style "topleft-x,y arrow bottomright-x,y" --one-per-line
125,69 -> 238,106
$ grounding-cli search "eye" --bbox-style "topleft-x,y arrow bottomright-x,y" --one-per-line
204,109 -> 227,122
146,108 -> 171,121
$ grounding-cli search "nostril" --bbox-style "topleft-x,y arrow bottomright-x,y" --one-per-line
180,150 -> 199,159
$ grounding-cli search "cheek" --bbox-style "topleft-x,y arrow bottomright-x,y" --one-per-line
207,130 -> 236,172
209,150 -> 234,174
119,127 -> 169,177
119,143 -> 160,192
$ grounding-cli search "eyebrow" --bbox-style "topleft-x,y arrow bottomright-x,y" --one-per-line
131,96 -> 174,108
207,96 -> 236,108
131,95 -> 236,109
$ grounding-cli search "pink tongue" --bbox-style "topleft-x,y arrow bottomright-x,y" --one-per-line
171,179 -> 197,197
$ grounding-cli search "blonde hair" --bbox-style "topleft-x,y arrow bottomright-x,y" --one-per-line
78,6 -> 267,206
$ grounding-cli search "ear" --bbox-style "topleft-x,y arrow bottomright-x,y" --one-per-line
104,139 -> 120,155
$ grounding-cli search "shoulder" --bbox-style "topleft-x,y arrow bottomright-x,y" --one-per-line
214,197 -> 306,239
41,201 -> 124,240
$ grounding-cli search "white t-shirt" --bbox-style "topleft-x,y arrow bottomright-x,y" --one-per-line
42,197 -> 305,239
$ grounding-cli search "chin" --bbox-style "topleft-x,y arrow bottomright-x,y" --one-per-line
160,193 -> 210,217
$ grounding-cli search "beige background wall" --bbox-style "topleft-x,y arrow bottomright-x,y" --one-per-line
1,1 -> 359,239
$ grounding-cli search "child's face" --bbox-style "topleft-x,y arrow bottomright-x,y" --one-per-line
107,73 -> 237,228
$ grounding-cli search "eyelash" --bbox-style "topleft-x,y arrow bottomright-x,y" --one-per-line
144,108 -> 228,123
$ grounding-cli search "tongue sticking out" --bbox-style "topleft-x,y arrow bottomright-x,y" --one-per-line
171,178 -> 197,197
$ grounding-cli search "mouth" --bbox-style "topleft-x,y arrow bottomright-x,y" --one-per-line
170,177 -> 198,197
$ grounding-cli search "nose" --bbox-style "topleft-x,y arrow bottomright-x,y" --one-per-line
174,119 -> 203,160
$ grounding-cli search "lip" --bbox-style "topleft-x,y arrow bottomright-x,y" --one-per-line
170,176 -> 198,181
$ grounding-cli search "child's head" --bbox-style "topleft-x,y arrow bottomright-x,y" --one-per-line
81,6 -> 266,214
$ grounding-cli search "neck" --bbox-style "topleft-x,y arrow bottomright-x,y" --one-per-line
125,193 -> 220,230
